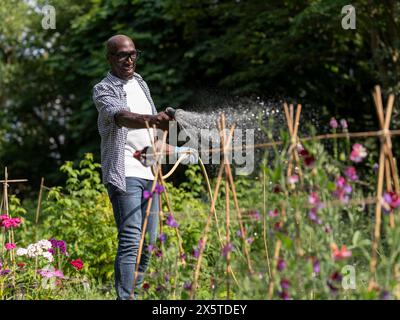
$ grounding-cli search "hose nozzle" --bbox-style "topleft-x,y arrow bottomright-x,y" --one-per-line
165,107 -> 177,119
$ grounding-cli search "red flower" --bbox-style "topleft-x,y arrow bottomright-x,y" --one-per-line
70,258 -> 84,270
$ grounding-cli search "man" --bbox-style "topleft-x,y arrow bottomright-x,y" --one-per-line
93,35 -> 189,300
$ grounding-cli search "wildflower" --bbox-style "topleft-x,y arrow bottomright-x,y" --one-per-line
288,174 -> 299,185
16,248 -> 27,256
327,271 -> 342,294
143,283 -> 150,291
268,209 -> 279,218
0,269 -> 11,276
0,216 -> 22,229
277,258 -> 286,271
183,282 -> 192,291
222,242 -> 234,258
42,251 -> 54,263
274,221 -> 283,231
27,243 -> 44,257
308,192 -> 320,206
349,143 -> 367,163
340,119 -> 348,129
49,238 -> 67,255
246,236 -> 254,245
156,285 -> 165,293
383,192 -> 400,210
155,248 -> 163,258
380,291 -> 391,300
158,233 -> 167,243
37,239 -> 52,250
70,258 -> 84,271
299,148 -> 315,167
166,214 -> 178,228
344,167 -> 358,181
248,210 -> 261,221
147,244 -> 155,253
180,252 -> 187,262
279,290 -> 290,300
373,163 -> 379,173
324,224 -> 332,233
143,190 -> 152,200
333,176 -> 352,204
17,263 -> 26,268
5,243 -> 16,250
312,258 -> 320,274
331,243 -> 352,261
164,274 -> 170,283
154,183 -> 165,194
308,208 -> 322,225
329,117 -> 338,129
193,247 -> 200,259
280,279 -> 290,290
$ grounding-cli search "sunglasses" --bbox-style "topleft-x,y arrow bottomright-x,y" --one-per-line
110,50 -> 142,62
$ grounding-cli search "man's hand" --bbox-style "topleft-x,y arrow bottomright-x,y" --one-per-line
150,112 -> 172,131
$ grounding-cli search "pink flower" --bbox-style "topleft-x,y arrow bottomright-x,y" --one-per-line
166,214 -> 178,228
331,243 -> 352,261
340,119 -> 348,129
383,192 -> 400,210
5,243 -> 16,250
308,192 -> 320,205
333,176 -> 352,204
246,236 -> 254,244
0,216 -> 22,229
248,210 -> 261,221
350,143 -> 367,163
329,117 -> 338,129
344,167 -> 358,181
222,242 -> 234,257
154,183 -> 165,194
288,174 -> 299,185
143,190 -> 152,200
269,209 -> 279,218
70,258 -> 84,271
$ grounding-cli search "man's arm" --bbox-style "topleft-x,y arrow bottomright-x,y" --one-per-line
115,110 -> 171,131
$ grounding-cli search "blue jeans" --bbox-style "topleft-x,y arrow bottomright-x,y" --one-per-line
106,177 -> 159,300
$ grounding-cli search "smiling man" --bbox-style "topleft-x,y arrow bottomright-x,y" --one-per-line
92,34 -> 172,300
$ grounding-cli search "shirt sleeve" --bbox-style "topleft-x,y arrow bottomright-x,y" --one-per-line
92,83 -> 125,128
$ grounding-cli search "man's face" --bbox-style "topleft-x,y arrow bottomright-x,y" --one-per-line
108,39 -> 137,80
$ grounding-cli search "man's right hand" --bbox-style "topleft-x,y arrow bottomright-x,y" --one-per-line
150,112 -> 172,131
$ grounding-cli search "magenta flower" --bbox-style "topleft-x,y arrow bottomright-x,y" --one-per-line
344,167 -> 358,181
155,248 -> 163,258
143,190 -> 152,200
349,143 -> 367,163
49,238 -> 67,255
340,119 -> 348,129
154,183 -> 165,194
248,210 -> 261,221
308,192 -> 320,206
166,214 -> 178,228
0,216 -> 22,229
236,228 -> 247,238
333,176 -> 352,204
329,117 -> 338,129
299,148 -> 315,167
288,174 -> 299,185
269,209 -> 279,218
383,192 -> 400,210
279,290 -> 290,300
158,233 -> 167,243
193,247 -> 200,259
308,208 -> 322,224
222,242 -> 234,257
183,282 -> 192,291
280,279 -> 290,290
5,243 -> 16,250
0,269 -> 11,276
312,258 -> 320,274
246,236 -> 254,245
277,258 -> 286,271
147,244 -> 155,253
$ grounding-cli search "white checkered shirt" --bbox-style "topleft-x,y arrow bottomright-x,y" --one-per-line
93,71 -> 158,192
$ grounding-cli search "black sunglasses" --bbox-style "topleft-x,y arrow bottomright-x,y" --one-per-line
111,50 -> 142,62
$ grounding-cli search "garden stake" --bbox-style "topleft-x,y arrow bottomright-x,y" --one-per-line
130,128 -> 168,300
268,239 -> 282,299
220,114 -> 254,274
369,86 -> 399,291
189,120 -> 236,300
263,169 -> 272,280
1,168 -> 28,290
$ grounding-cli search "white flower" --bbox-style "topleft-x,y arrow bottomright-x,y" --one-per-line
37,239 -> 52,250
16,248 -> 28,256
27,243 -> 43,258
42,251 -> 54,263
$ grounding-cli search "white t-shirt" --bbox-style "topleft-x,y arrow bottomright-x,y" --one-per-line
123,78 -> 155,180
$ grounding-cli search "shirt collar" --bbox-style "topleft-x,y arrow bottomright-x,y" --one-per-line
106,71 -> 143,86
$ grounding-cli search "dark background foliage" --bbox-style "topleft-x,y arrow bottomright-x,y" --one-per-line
0,0 -> 399,194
